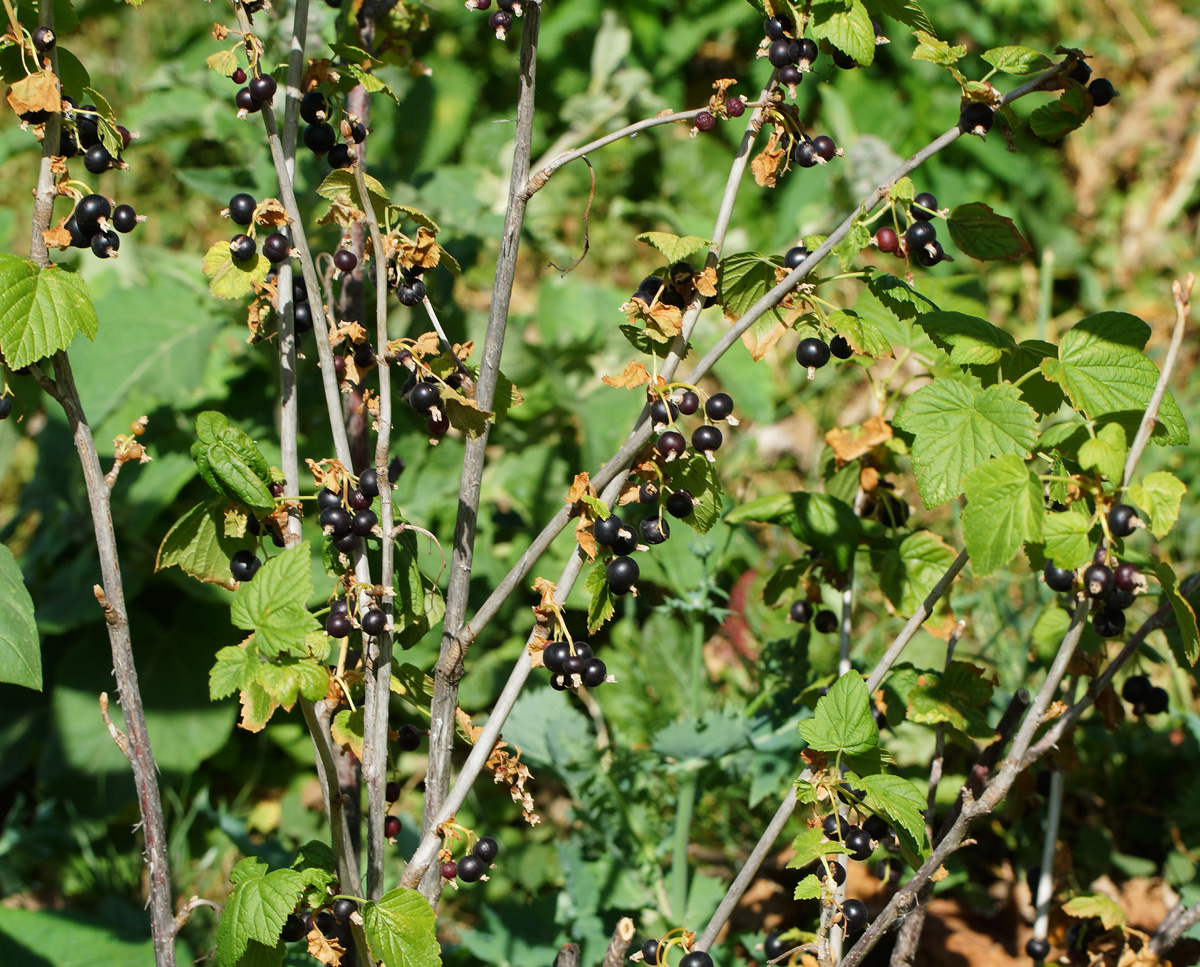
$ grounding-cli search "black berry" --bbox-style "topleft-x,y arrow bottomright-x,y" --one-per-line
457,853 -> 486,882
814,609 -> 838,633
385,780 -> 400,802
679,953 -> 713,967
1083,563 -> 1113,598
639,517 -> 670,545
334,249 -> 358,272
293,301 -> 313,332
1113,562 -> 1139,592
812,135 -> 837,160
779,64 -> 803,87
543,641 -> 570,672
1088,78 -> 1117,106
764,932 -> 788,961
792,139 -> 819,168
229,234 -> 256,262
833,47 -> 857,69
841,898 -> 867,932
229,193 -> 257,225
320,505 -> 352,535
638,481 -> 659,504
1026,938 -> 1051,961
643,941 -> 660,965
281,913 -> 308,942
231,67 -> 247,85
351,509 -> 377,536
767,39 -> 793,68
358,468 -> 380,499
863,815 -> 890,840
694,111 -> 716,132
665,489 -> 694,519
796,38 -> 818,66
822,812 -> 849,839
300,90 -> 326,123
305,122 -> 336,154
830,335 -> 853,359
796,337 -> 830,370
397,723 -> 422,751
784,245 -> 809,270
235,88 -> 260,113
410,382 -> 441,414
650,398 -> 679,424
911,192 -> 938,220
593,515 -> 624,546
915,241 -> 945,267
327,612 -> 352,638
317,488 -> 341,510
790,600 -> 813,623
581,658 -> 607,687
328,143 -> 353,169
764,18 -> 787,41
844,826 -> 872,862
384,815 -> 401,838
1068,60 -> 1092,85
906,221 -> 937,251
32,26 -> 55,52
263,233 -> 290,263
1043,562 -> 1076,593
112,204 -> 137,233
959,102 -> 994,136
230,550 -> 262,582
249,73 -> 277,104
489,10 -> 513,32
1121,675 -> 1151,705
705,392 -> 734,421
1092,609 -> 1125,638
361,608 -> 387,636
0,398 -> 11,420
607,556 -> 639,594
90,230 -> 119,259
692,424 -> 722,452
1143,686 -> 1168,715
1108,504 -> 1137,537
84,143 -> 112,174
610,526 -> 638,556
332,531 -> 359,554
656,430 -> 686,457
332,898 -> 357,922
679,391 -> 700,415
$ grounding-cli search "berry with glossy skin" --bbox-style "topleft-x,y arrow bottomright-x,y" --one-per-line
656,430 -> 687,457
639,517 -> 670,545
1113,562 -> 1139,593
812,135 -> 837,160
638,481 -> 660,504
845,825 -> 873,861
814,609 -> 838,633
582,658 -> 607,687
607,555 -> 639,594
829,335 -> 853,359
767,38 -> 793,68
796,337 -> 831,369
360,608 -> 386,636
397,723 -> 422,750
1083,562 -> 1113,598
764,17 -> 787,41
694,110 -> 716,132
91,230 -> 120,258
84,143 -> 112,174
563,653 -> 586,677
348,121 -> 367,143
440,861 -> 458,879
305,122 -> 336,154
410,382 -> 441,414
1088,78 -> 1117,106
328,143 -> 353,169
911,192 -> 938,220
1026,938 -> 1051,961
0,398 -> 11,420
249,73 -> 277,104
351,509 -> 378,537
317,488 -> 342,510
263,232 -> 289,263
112,204 -> 137,233
778,64 -> 803,87
281,913 -> 308,942
230,550 -> 261,582
457,853 -> 486,882
1143,686 -> 1168,715
1108,504 -> 1138,538
315,910 -> 337,938
473,836 -> 500,862
643,940 -> 660,965
231,67 -> 247,85
863,815 -> 890,840
235,87 -> 260,113
332,898 -> 357,923
1108,585 -> 1137,610
332,531 -> 359,553
229,193 -> 257,225
300,91 -> 326,123
792,139 -> 819,168
679,953 -> 713,967
875,226 -> 899,253
65,215 -> 90,248
705,392 -> 734,421
230,234 -> 256,262
32,26 -> 56,52
1044,562 -> 1076,592
385,780 -> 400,802
906,220 -> 937,251
58,130 -> 77,157
790,600 -> 813,623
796,38 -> 818,65
397,284 -> 421,307
692,424 -> 723,452
650,398 -> 679,424
610,525 -> 638,555
837,782 -> 866,805
841,899 -> 867,933
678,390 -> 700,415
543,641 -> 571,673
916,241 -> 946,267
666,489 -> 694,519
320,505 -> 352,535
822,812 -> 849,839
959,102 -> 994,136
726,96 -> 746,118
784,245 -> 809,270
764,932 -> 788,961
384,815 -> 401,838
334,249 -> 358,272
327,612 -> 352,638
593,515 -> 624,546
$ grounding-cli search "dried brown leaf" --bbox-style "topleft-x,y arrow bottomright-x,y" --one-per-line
565,472 -> 596,503
306,927 -> 345,965
602,361 -> 652,389
826,416 -> 894,467
575,517 -> 597,561
7,71 -> 61,117
253,198 -> 290,227
398,226 -> 441,270
532,576 -> 558,615
694,264 -> 718,297
43,226 -> 72,250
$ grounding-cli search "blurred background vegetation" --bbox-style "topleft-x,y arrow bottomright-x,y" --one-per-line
0,0 -> 1198,964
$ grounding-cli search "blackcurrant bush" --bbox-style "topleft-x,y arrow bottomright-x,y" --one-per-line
906,221 -> 937,250
32,26 -> 55,52
796,337 -> 831,369
814,609 -> 838,633
410,382 -> 441,414
1108,504 -> 1138,538
610,526 -> 638,556
779,64 -> 803,87
351,509 -> 377,536
112,204 -> 137,233
911,192 -> 938,220
1043,562 -> 1076,593
656,430 -> 687,457
643,940 -> 660,965
249,73 -> 277,104
263,232 -> 290,263
784,245 -> 809,270
327,612 -> 352,638
726,96 -> 746,118
230,550 -> 262,582
812,135 -> 837,160
796,38 -> 818,65
792,139 -> 819,168
457,853 -> 486,882
607,555 -> 639,594
84,143 -> 112,174
959,102 -> 994,136
692,425 -> 723,452
650,398 -> 679,424
1121,675 -> 1151,705
679,391 -> 700,415
385,780 -> 400,802
830,335 -> 853,359
1143,686 -> 1168,715
334,249 -> 358,272
384,815 -> 401,839
397,723 -> 423,750
581,658 -> 607,687
474,836 -> 499,861
875,226 -> 899,253
300,90 -> 327,123
767,39 -> 793,68
593,515 -> 624,546
489,10 -> 513,32
281,913 -> 308,942
705,392 -> 734,421
665,489 -> 694,519
844,826 -> 872,861
305,122 -> 336,154
90,230 -> 119,259
679,953 -> 713,967
1088,78 -> 1117,106
1025,937 -> 1051,961
841,899 -> 867,933
440,861 -> 458,880
789,600 -> 812,623
639,517 -> 670,545
328,143 -> 353,169
235,87 -> 260,112
822,812 -> 849,839
694,111 -> 716,132
1083,562 -> 1113,598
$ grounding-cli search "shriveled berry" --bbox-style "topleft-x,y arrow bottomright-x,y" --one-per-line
694,110 -> 716,132
489,10 -> 513,32
726,96 -> 746,118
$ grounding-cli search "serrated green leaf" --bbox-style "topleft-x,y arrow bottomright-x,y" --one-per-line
718,253 -> 786,358
256,658 -> 330,709
0,543 -> 40,691
330,43 -> 376,63
860,772 -> 928,858
156,501 -> 257,587
331,707 -> 365,759
636,232 -> 711,265
206,49 -> 240,77
229,546 -> 319,659
1040,312 -> 1187,446
726,492 -> 861,574
793,874 -> 825,899
874,529 -> 957,616
946,203 -> 1032,262
905,661 -> 995,739
216,864 -> 308,967
201,241 -> 270,301
1029,84 -> 1093,142
344,63 -> 400,102
1156,562 -> 1198,666
912,29 -> 966,65
653,708 -> 752,762
798,673 -> 878,755
810,0 -> 875,65
889,177 -> 916,207
0,255 -> 98,369
1078,422 -> 1127,482
585,560 -> 616,633
894,381 -> 1039,508
832,221 -> 871,271
981,45 -> 1053,75
864,272 -> 938,322
1042,506 -> 1094,570
763,560 -> 806,609
210,642 -> 260,700
1002,339 -> 1063,416
962,454 -> 1044,575
362,888 -> 440,967
619,322 -> 674,358
238,681 -> 276,732
190,414 -> 275,513
1129,472 -> 1186,539
863,0 -> 933,32
1062,893 -> 1126,931
786,826 -> 854,870
316,168 -> 390,210
668,453 -> 723,534
389,204 -> 440,233
916,309 -> 1016,364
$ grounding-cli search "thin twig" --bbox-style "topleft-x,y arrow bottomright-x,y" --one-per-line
301,699 -> 362,898
173,897 -> 222,931
601,917 -> 636,967
1150,898 -> 1200,957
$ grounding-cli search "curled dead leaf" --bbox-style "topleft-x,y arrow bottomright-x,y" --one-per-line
252,198 -> 290,227
602,361 -> 651,389
7,71 -> 61,117
694,264 -> 718,298
565,472 -> 596,503
531,576 -> 558,615
826,415 -> 894,467
306,927 -> 345,966
43,226 -> 72,250
398,226 -> 441,271
574,517 -> 597,561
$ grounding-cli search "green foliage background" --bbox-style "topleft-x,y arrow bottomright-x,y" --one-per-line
0,0 -> 1198,964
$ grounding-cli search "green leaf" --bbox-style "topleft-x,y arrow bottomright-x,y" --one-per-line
0,543 -> 40,690
652,708 -> 752,762
389,204 -> 440,234
362,888 -> 440,967
946,203 -> 1032,262
793,874 -> 825,899
620,322 -> 674,358
1156,562 -> 1198,666
256,658 -> 330,708
190,412 -> 275,513
1001,339 -> 1063,416
810,0 -> 875,65
912,29 -> 966,65
863,0 -> 934,32
1062,893 -> 1126,931
1029,84 -> 1093,142
206,49 -> 240,77
981,45 -> 1053,75
860,772 -> 928,858
828,309 -> 892,359
874,529 -> 957,616
585,559 -> 616,633
718,253 -> 784,330
0,907 -> 162,966
832,221 -> 871,271
393,532 -> 443,650
961,454 -> 1044,575
635,232 -> 711,265
915,309 -> 1016,365
727,492 -> 861,574
893,381 -> 1039,508
201,241 -> 270,301
229,545 -> 319,659
1129,472 -> 1186,539
216,862 -> 307,967
1077,422 -> 1127,483
798,673 -> 879,755
0,255 -> 98,369
1031,605 -> 1103,660
156,501 -> 257,587
865,273 -> 938,321
1042,506 -> 1095,570
786,826 -> 854,870
1040,312 -> 1188,446
331,707 -> 365,759
343,63 -> 400,102
905,661 -> 995,739
210,642 -> 260,700
316,168 -> 391,207
668,453 -> 723,534
329,43 -> 377,63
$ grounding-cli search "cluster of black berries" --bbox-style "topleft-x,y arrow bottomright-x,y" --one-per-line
281,898 -> 359,956
226,192 -> 297,267
317,469 -> 384,568
595,390 -> 735,595
467,0 -> 520,40
762,15 -> 819,88
792,132 -> 840,169
643,941 -> 712,967
873,191 -> 947,269
440,836 -> 499,884
630,264 -> 694,311
233,70 -> 279,117
789,599 -> 839,635
817,803 -> 896,933
1042,504 -> 1145,639
1068,59 -> 1118,107
56,98 -> 133,173
300,90 -> 364,169
398,362 -> 454,440
1120,675 -> 1168,717
542,638 -> 607,691
65,193 -> 140,259
693,96 -> 745,133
